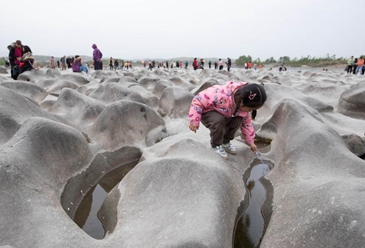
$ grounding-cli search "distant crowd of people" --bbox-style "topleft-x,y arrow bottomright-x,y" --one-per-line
5,40 -> 248,79
7,40 -> 364,80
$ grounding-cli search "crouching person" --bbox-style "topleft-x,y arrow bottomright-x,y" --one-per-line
72,55 -> 88,74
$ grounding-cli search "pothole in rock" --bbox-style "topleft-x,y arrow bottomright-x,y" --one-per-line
233,157 -> 274,248
254,137 -> 272,150
69,161 -> 137,239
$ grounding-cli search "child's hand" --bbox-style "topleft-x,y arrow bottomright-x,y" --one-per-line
189,124 -> 199,133
250,143 -> 258,153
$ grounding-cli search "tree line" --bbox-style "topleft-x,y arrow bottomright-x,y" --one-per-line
235,54 -> 364,67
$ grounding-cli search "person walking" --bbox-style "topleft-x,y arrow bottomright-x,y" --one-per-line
92,44 -> 103,70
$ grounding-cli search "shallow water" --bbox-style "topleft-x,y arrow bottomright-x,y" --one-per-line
74,184 -> 108,239
73,163 -> 135,239
234,159 -> 273,248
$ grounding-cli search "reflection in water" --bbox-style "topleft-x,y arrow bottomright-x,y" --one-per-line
73,162 -> 136,239
234,160 -> 273,248
74,185 -> 108,239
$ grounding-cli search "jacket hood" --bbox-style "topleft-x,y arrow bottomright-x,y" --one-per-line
92,44 -> 97,49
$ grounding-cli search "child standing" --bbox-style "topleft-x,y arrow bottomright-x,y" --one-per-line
188,82 -> 267,158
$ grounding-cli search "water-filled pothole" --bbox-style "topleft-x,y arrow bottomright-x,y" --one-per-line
233,157 -> 274,248
72,161 -> 136,239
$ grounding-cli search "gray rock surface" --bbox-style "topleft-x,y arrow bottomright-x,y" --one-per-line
0,67 -> 364,248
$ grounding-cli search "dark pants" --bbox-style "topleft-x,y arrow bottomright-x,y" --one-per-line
10,61 -> 15,79
94,61 -> 101,70
347,65 -> 353,74
201,111 -> 242,147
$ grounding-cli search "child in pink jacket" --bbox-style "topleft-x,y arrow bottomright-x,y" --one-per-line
188,81 -> 267,158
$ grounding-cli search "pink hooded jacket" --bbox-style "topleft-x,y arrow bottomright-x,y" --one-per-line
188,81 -> 255,144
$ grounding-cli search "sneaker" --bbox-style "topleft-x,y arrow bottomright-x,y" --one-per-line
222,142 -> 237,154
213,145 -> 228,159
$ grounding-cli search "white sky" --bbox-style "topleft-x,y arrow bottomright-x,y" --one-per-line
2,0 -> 365,60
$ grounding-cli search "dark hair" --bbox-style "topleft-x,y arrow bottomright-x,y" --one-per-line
234,83 -> 267,120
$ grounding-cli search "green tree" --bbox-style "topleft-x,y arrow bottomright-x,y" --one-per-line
235,55 -> 252,65
264,57 -> 276,64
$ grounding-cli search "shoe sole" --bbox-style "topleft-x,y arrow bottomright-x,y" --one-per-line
223,148 -> 237,155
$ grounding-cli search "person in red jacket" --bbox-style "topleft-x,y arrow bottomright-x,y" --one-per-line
193,58 -> 198,70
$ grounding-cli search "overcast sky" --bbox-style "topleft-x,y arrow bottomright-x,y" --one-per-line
2,0 -> 364,61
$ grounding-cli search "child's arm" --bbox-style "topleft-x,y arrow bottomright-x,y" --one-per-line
240,114 -> 258,152
188,91 -> 212,131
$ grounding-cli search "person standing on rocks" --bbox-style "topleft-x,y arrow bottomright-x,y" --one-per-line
92,44 -> 103,70
218,58 -> 223,70
355,56 -> 364,75
109,57 -> 114,70
347,56 -> 354,74
50,56 -> 55,69
188,82 -> 267,159
193,58 -> 198,70
227,57 -> 232,72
